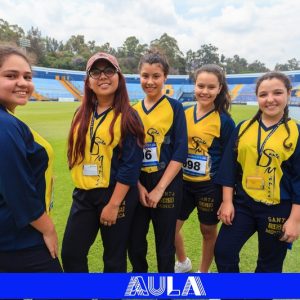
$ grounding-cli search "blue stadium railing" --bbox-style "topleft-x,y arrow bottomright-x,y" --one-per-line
31,66 -> 300,104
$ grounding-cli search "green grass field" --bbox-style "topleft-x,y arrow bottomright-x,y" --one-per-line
15,102 -> 299,273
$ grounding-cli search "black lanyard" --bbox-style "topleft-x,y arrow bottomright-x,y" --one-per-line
89,107 -> 112,154
256,118 -> 283,165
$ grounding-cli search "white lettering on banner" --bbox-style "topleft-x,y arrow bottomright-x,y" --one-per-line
124,276 -> 206,297
148,276 -> 166,296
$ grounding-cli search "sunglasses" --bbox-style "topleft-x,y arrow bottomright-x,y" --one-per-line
88,67 -> 117,79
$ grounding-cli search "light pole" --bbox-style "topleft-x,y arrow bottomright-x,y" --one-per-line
19,38 -> 31,54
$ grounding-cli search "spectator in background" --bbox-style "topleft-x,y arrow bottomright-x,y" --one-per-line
0,45 -> 62,272
61,52 -> 144,272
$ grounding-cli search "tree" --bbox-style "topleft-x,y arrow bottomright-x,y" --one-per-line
117,36 -> 148,73
185,49 -> 196,75
97,42 -> 116,55
2,18 -> 295,74
71,56 -> 86,70
275,58 -> 300,71
64,35 -> 89,55
185,44 -> 220,74
247,60 -> 269,73
198,44 -> 220,65
121,36 -> 147,57
45,36 -> 63,53
87,40 -> 97,53
150,33 -> 185,74
26,27 -> 46,65
44,50 -> 74,69
224,55 -> 248,74
0,18 -> 24,44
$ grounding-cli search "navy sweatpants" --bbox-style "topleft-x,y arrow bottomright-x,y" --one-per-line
128,171 -> 183,273
62,186 -> 138,273
0,244 -> 62,272
214,198 -> 292,273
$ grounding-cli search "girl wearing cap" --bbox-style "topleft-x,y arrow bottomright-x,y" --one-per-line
0,45 -> 62,272
61,52 -> 144,273
215,72 -> 300,273
175,65 -> 235,273
128,49 -> 188,273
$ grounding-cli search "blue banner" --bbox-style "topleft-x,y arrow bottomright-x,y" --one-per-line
0,273 -> 300,299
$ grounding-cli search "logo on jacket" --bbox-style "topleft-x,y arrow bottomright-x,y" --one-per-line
190,136 -> 206,154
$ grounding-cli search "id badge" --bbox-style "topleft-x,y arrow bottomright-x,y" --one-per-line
142,142 -> 159,167
83,164 -> 98,176
246,176 -> 265,190
183,154 -> 207,176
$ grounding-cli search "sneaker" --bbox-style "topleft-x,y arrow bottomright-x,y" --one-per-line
174,257 -> 192,273
196,270 -> 211,273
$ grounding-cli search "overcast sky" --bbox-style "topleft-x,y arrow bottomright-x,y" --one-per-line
1,0 -> 300,69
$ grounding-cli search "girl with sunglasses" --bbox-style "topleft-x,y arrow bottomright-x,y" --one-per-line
62,52 -> 144,273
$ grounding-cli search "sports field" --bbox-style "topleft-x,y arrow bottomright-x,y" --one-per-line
16,102 -> 300,273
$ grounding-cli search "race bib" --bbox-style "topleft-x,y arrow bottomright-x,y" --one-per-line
183,154 -> 208,176
142,142 -> 159,167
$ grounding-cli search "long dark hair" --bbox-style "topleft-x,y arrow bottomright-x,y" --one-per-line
194,64 -> 231,115
236,71 -> 293,151
67,63 -> 145,169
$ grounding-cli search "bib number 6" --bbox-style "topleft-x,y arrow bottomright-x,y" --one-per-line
143,149 -> 152,160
